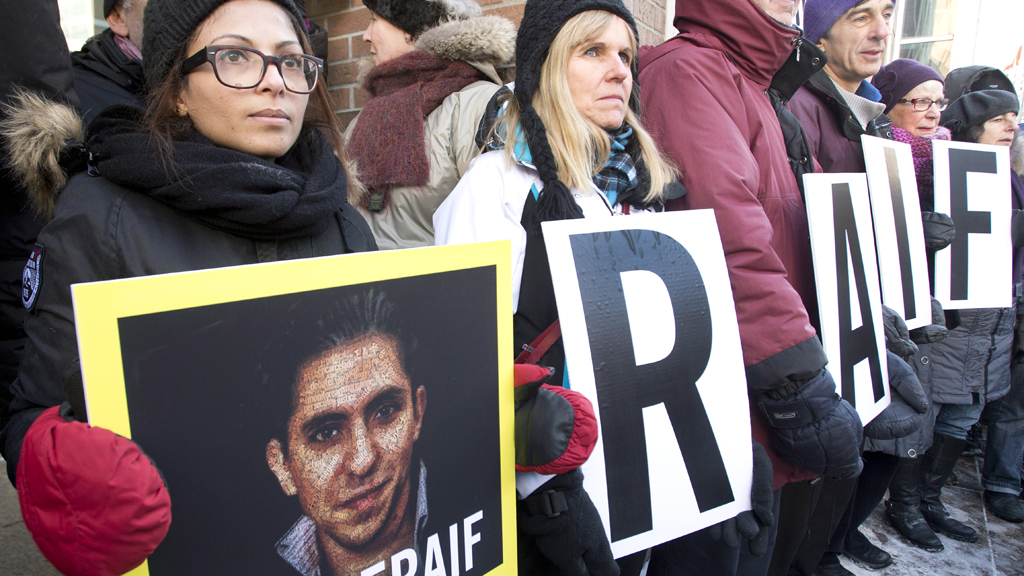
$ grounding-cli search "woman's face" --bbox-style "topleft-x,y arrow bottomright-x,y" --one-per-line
363,12 -> 415,67
177,0 -> 309,161
976,112 -> 1019,146
888,80 -> 945,137
566,16 -> 633,130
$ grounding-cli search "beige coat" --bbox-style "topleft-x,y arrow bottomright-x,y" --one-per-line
346,16 -> 514,250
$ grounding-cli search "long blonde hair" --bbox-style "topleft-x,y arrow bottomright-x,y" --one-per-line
498,10 -> 676,204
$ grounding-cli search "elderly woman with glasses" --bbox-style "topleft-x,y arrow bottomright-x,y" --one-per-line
0,0 -> 374,572
872,59 -> 953,209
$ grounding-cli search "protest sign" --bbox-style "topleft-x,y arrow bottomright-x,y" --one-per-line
932,140 -> 1013,309
804,173 -> 891,425
861,135 -> 932,329
542,210 -> 753,558
73,244 -> 516,576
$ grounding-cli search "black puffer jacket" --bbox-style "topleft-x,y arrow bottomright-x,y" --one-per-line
0,99 -> 375,486
0,0 -> 80,432
70,29 -> 146,124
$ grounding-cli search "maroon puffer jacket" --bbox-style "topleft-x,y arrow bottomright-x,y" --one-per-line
639,0 -> 821,488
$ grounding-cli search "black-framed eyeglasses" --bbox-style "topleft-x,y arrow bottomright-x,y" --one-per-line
896,97 -> 950,112
180,45 -> 323,94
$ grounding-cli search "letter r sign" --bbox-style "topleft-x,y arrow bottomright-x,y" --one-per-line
541,211 -> 755,558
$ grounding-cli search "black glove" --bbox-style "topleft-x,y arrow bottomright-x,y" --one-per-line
886,351 -> 929,414
909,297 -> 950,345
882,305 -> 918,361
1013,209 -> 1024,249
864,352 -> 928,440
1013,316 -> 1024,365
708,440 -> 775,556
921,212 -> 955,252
519,469 -> 619,576
758,369 -> 863,479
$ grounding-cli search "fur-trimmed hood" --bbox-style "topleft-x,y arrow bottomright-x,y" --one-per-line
1,89 -> 84,218
415,14 -> 515,69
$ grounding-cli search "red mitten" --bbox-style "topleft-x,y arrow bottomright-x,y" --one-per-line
17,406 -> 172,576
513,364 -> 599,474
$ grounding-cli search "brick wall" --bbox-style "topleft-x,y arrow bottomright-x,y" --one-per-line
305,0 -> 669,127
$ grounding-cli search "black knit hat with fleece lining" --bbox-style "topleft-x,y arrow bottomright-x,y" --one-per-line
142,0 -> 305,91
513,0 -> 640,223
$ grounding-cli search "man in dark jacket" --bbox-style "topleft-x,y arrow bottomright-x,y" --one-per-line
0,0 -> 80,433
639,0 -> 863,574
789,0 -> 894,174
71,0 -> 147,124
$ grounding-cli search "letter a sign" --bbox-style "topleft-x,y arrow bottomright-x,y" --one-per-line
804,173 -> 890,426
543,210 -> 753,558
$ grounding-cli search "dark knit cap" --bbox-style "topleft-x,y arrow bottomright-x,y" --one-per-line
514,0 -> 640,223
142,0 -> 304,91
363,0 -> 482,38
803,0 -> 892,44
941,89 -> 1020,141
104,0 -> 117,16
871,58 -> 944,113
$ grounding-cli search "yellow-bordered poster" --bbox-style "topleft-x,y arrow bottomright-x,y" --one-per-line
72,243 -> 515,576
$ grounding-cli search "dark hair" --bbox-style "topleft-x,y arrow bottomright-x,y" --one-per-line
259,290 -> 417,451
143,7 -> 346,163
968,123 -> 986,143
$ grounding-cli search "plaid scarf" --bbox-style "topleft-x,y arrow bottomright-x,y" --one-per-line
593,126 -> 638,206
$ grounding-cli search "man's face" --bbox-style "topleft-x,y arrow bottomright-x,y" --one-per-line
106,0 -> 148,50
751,0 -> 800,26
269,334 -> 426,549
818,0 -> 894,88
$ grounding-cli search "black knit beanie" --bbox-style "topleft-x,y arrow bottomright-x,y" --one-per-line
104,0 -> 117,16
941,89 -> 1020,142
363,0 -> 481,38
514,0 -> 640,223
142,0 -> 304,91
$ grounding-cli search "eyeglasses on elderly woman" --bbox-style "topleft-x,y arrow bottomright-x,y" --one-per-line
896,97 -> 950,112
180,45 -> 324,94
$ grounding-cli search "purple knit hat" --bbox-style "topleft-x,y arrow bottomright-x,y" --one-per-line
803,0 -> 896,44
872,58 -> 945,113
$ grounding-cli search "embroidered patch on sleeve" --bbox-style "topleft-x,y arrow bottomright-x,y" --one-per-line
22,245 -> 44,310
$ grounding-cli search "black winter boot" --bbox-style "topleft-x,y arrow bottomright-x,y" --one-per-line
920,433 -> 979,542
885,457 -> 944,552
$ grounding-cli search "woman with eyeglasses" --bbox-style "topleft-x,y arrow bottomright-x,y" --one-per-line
0,0 -> 374,572
872,59 -> 953,211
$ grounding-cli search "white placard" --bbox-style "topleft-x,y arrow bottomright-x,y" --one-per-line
804,173 -> 891,425
542,210 -> 752,558
932,140 -> 1013,309
861,135 -> 932,329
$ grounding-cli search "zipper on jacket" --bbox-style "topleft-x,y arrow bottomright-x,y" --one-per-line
792,37 -> 802,62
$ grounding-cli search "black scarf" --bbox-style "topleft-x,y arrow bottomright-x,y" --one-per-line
85,105 -> 346,241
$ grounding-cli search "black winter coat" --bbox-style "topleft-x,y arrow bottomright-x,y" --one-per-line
1,170 -> 375,485
70,29 -> 146,124
0,0 -> 80,431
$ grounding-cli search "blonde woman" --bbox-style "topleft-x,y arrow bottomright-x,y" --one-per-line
434,1 -> 678,575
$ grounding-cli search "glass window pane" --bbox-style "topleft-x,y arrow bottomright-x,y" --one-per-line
900,40 -> 954,77
902,0 -> 958,38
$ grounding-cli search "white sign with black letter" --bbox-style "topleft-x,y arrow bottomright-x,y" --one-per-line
542,210 -> 752,559
932,140 -> 1012,309
861,135 -> 932,330
804,173 -> 891,426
